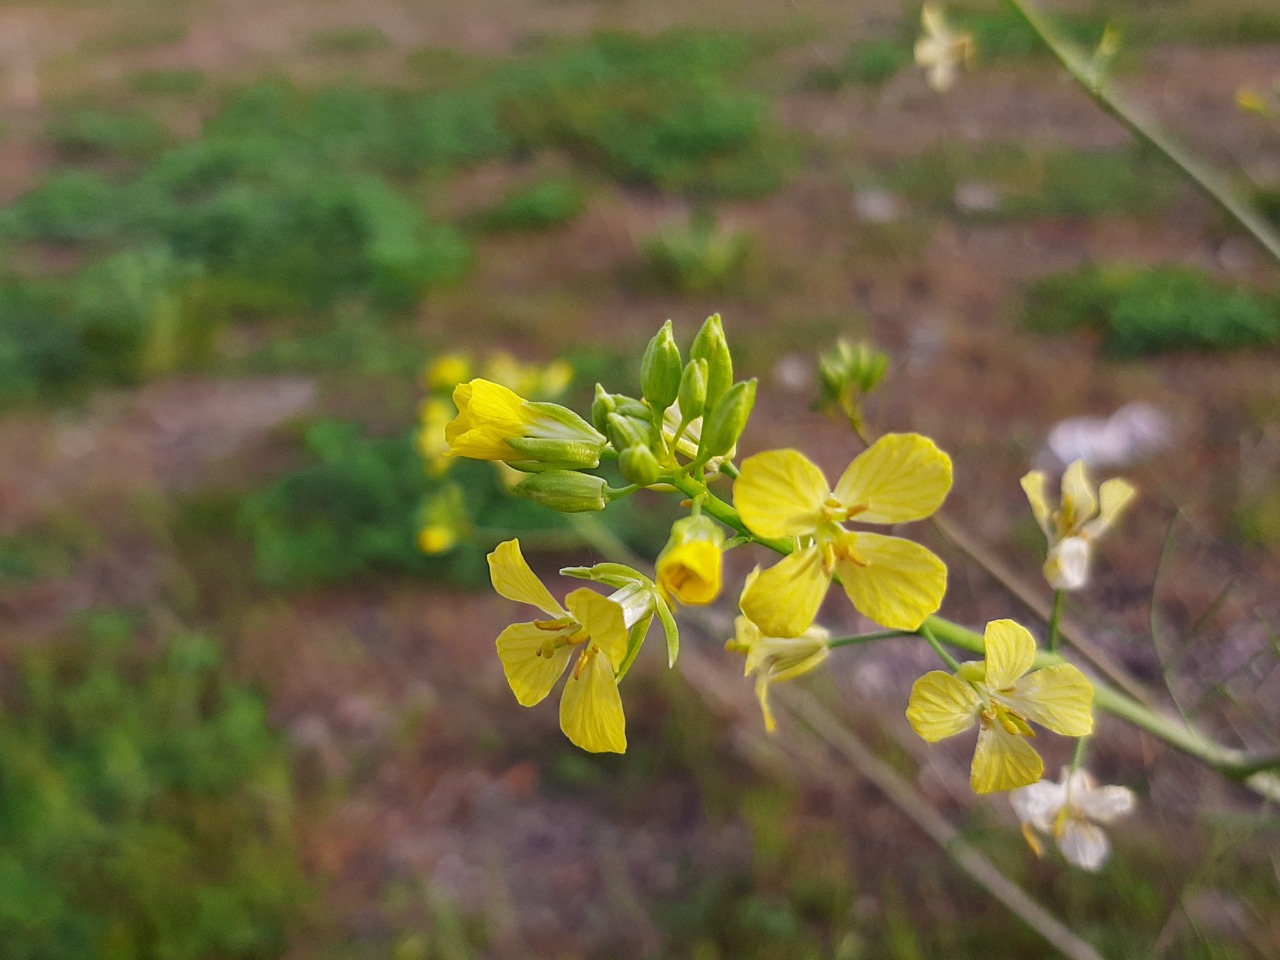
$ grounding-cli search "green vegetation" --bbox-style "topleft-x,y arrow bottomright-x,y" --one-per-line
306,26 -> 391,55
128,69 -> 206,96
0,612 -> 305,959
884,142 -> 1183,220
952,5 -> 1105,61
639,215 -> 754,294
1024,264 -> 1280,356
476,179 -> 586,231
46,110 -> 170,163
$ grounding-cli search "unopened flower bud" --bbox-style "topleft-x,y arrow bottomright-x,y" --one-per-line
656,514 -> 725,606
699,378 -> 756,460
690,313 -> 733,410
448,379 -> 606,471
619,444 -> 664,486
676,358 -> 708,423
591,383 -> 617,435
512,470 -> 609,513
641,320 -> 682,412
606,412 -> 652,452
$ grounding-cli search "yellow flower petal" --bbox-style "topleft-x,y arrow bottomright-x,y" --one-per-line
1060,460 -> 1098,531
1003,664 -> 1095,737
832,433 -> 952,524
1020,470 -> 1052,536
754,671 -> 778,733
972,722 -> 1045,793
495,622 -> 573,707
1083,477 -> 1137,538
739,545 -> 830,638
657,540 -> 723,606
835,532 -> 947,631
734,449 -> 830,539
564,588 -> 627,668
559,649 -> 626,753
982,619 -> 1037,690
446,379 -> 529,460
488,539 -> 566,618
906,671 -> 980,741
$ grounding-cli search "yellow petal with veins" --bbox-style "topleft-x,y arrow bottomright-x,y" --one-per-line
982,619 -> 1037,690
832,433 -> 952,524
739,545 -> 830,638
906,671 -> 980,741
972,722 -> 1044,793
488,539 -> 566,618
495,621 -> 573,707
835,532 -> 947,631
1082,477 -> 1137,538
1002,664 -> 1094,737
1060,460 -> 1098,531
564,588 -> 627,668
734,449 -> 830,539
560,649 -> 626,753
1020,470 -> 1053,536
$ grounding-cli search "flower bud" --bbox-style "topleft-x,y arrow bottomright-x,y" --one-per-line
448,380 -> 606,470
605,412 -> 652,452
619,444 -> 664,487
699,378 -> 756,461
641,320 -> 682,412
676,358 -> 708,423
690,313 -> 733,410
656,514 -> 725,606
591,383 -> 617,435
512,470 -> 609,513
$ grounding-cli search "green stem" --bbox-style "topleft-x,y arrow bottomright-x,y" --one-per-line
667,471 -> 1280,797
1003,0 -> 1280,267
827,630 -> 915,649
921,622 -> 963,672
1047,589 -> 1065,653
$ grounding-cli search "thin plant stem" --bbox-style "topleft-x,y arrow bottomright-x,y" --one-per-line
921,622 -> 963,672
1002,0 -> 1280,267
827,629 -> 915,649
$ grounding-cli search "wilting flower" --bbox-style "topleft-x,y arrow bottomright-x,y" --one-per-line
655,514 -> 725,606
914,2 -> 975,92
447,379 -> 606,470
1021,460 -> 1136,591
726,578 -> 830,732
906,619 -> 1094,793
1011,767 -> 1136,871
734,433 -> 951,637
489,540 -> 631,753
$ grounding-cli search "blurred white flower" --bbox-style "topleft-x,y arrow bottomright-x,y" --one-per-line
914,3 -> 974,92
1010,767 -> 1136,871
1044,402 -> 1172,471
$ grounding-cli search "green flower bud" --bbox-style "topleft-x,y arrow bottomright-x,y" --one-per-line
676,358 -> 708,423
591,383 -> 617,435
699,378 -> 756,460
619,444 -> 664,486
690,313 -> 733,411
606,412 -> 652,452
641,320 -> 682,412
512,470 -> 609,513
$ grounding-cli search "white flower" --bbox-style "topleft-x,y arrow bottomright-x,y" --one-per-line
914,3 -> 974,92
1010,767 -> 1136,871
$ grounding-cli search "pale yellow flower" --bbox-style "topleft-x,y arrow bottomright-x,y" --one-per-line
726,582 -> 830,732
655,514 -> 725,607
1011,767 -> 1135,871
1021,460 -> 1136,591
424,353 -> 472,393
914,3 -> 975,92
734,433 -> 952,637
416,396 -> 455,477
907,620 -> 1094,793
446,379 -> 606,470
489,539 -> 630,753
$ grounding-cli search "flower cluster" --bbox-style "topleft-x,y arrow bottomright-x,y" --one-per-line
434,316 -> 1131,849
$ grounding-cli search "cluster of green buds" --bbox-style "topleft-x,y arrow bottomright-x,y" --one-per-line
816,339 -> 889,429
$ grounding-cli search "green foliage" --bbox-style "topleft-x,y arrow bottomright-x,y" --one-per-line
884,143 -> 1182,220
1024,264 -> 1280,356
952,6 -> 1104,60
843,38 -> 911,86
129,69 -> 206,96
0,612 -> 305,959
306,26 -> 391,55
639,215 -> 753,294
476,179 -> 586,231
46,110 -> 170,163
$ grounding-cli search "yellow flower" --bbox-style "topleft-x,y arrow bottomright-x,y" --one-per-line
655,515 -> 725,607
418,482 -> 467,555
726,583 -> 830,732
446,379 -> 606,470
914,2 -> 975,92
424,353 -> 472,393
489,539 -> 629,753
416,396 -> 455,477
1021,460 -> 1136,591
734,433 -> 952,637
906,619 -> 1094,794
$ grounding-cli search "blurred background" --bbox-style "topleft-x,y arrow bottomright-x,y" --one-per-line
1,0 -> 1278,957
